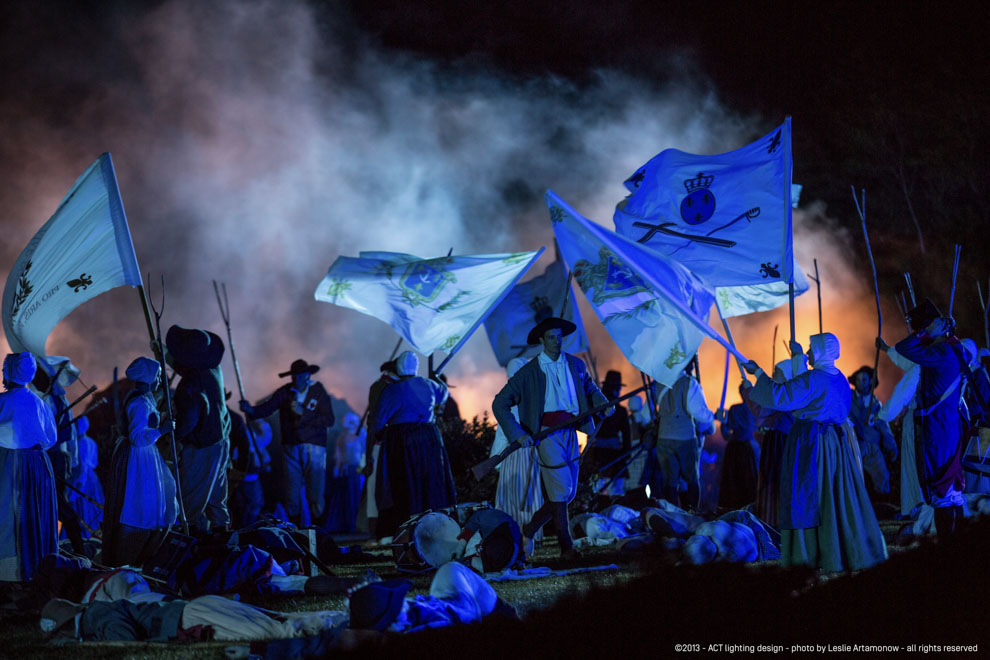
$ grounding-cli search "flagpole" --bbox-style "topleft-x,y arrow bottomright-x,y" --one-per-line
715,302 -> 747,378
434,247 -> 546,375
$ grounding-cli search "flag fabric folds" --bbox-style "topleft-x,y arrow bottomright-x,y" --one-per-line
2,153 -> 142,357
483,259 -> 588,366
614,118 -> 795,287
315,249 -> 543,356
548,190 -> 717,387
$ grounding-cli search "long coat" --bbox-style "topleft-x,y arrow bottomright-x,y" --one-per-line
493,354 -> 607,502
492,354 -> 606,442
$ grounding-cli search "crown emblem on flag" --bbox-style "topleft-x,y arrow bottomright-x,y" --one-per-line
683,172 -> 714,194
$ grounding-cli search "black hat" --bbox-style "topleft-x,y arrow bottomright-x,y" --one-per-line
604,370 -> 625,389
165,325 -> 225,370
477,521 -> 520,573
848,365 -> 876,385
279,359 -> 320,378
348,579 -> 412,631
906,298 -> 941,333
526,316 -> 576,345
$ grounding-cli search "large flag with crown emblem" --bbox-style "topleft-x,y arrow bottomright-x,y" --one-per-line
483,258 -> 588,366
315,249 -> 543,356
2,153 -> 142,357
614,119 -> 799,301
548,190 -> 715,387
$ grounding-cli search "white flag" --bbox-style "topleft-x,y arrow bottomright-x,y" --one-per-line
3,153 -> 142,356
548,191 -> 716,387
614,118 -> 795,286
315,249 -> 544,356
483,259 -> 588,366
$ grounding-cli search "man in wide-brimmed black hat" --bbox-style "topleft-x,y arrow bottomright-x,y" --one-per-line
880,298 -> 967,537
166,325 -> 231,534
492,317 -> 610,561
241,358 -> 334,526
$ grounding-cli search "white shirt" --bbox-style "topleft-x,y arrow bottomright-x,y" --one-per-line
537,352 -> 579,414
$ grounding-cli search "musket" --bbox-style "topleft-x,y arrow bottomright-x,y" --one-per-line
472,384 -> 647,480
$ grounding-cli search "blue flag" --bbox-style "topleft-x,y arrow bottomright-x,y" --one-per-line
548,190 -> 718,387
614,118 -> 796,288
483,259 -> 588,366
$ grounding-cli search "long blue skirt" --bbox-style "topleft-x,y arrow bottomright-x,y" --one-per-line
0,447 -> 58,582
375,422 -> 456,538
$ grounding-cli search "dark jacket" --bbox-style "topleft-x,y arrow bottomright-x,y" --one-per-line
492,353 -> 607,440
173,366 -> 230,448
247,381 -> 334,447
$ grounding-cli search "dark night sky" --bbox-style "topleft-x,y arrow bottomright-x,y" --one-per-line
0,0 -> 987,414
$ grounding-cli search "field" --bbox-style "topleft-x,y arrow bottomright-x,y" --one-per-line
4,512 -> 987,659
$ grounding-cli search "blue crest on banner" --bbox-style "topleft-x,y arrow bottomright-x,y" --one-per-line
400,260 -> 453,305
679,172 -> 716,225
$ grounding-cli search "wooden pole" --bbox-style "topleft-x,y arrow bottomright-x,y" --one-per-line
813,259 -> 822,333
716,302 -> 747,378
948,245 -> 961,318
213,281 -> 261,461
852,186 -> 881,394
904,272 -> 916,307
144,275 -> 189,534
978,280 -> 990,349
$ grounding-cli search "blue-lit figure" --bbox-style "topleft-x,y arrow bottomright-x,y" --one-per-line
744,333 -> 887,571
0,352 -> 58,582
372,351 -> 455,540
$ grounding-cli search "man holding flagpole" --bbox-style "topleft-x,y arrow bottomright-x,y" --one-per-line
492,317 -> 611,561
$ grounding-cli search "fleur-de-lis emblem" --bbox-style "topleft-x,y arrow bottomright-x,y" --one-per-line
759,263 -> 780,279
67,273 -> 94,292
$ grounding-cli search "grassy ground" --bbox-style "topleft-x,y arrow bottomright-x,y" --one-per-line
0,512 -> 935,659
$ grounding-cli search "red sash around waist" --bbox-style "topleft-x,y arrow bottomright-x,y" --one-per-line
541,411 -> 576,428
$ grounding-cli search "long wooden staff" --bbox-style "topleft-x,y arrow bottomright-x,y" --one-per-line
146,274 -> 189,535
948,245 -> 961,318
978,280 -> 990,350
213,281 -> 262,463
472,385 -> 647,480
852,186 -> 881,393
808,258 -> 822,334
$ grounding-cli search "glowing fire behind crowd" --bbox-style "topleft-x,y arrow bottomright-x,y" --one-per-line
0,0 -> 903,422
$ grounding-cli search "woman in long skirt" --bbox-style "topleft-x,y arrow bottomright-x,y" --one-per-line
371,351 -> 456,539
0,352 -> 58,582
744,334 -> 887,572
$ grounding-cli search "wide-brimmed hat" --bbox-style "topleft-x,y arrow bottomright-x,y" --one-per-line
40,598 -> 86,641
279,359 -> 320,378
526,316 -> 576,345
464,521 -> 519,573
848,365 -> 876,386
165,325 -> 225,370
348,579 -> 412,631
603,370 -> 625,389
906,298 -> 942,333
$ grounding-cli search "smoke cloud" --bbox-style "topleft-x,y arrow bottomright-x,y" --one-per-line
0,0 -> 892,419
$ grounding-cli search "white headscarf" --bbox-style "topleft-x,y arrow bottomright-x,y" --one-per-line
3,352 -> 37,385
396,350 -> 419,377
808,333 -> 840,374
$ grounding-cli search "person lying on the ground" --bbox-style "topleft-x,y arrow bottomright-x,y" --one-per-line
347,561 -> 519,634
33,551 -> 367,608
40,592 -> 349,644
